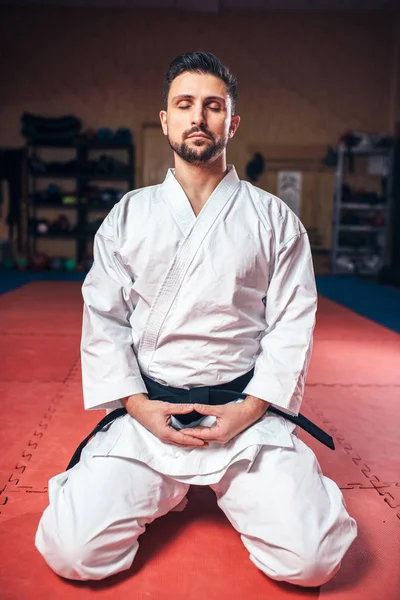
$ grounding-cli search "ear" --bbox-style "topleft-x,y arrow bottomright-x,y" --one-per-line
229,114 -> 240,138
159,110 -> 168,136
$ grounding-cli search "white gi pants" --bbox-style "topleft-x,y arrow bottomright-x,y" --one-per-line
35,423 -> 357,588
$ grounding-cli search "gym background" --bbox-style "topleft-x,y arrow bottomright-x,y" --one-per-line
0,3 -> 399,284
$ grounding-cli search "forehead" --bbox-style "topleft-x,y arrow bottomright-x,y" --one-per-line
169,72 -> 229,101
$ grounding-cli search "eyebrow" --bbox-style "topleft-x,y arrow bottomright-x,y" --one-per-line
171,94 -> 226,104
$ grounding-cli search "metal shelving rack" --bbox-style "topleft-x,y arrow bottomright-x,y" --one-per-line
26,140 -> 135,264
331,144 -> 394,275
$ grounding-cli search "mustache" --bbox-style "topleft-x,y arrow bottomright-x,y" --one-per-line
184,126 -> 214,140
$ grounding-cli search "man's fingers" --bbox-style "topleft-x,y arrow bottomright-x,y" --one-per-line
170,440 -> 209,448
187,427 -> 223,442
164,403 -> 195,414
163,402 -> 222,416
187,425 -> 216,435
165,428 -> 208,447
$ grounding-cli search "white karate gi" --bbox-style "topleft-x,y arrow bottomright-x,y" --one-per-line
36,166 -> 357,586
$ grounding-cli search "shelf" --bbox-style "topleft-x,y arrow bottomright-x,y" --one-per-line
337,247 -> 379,254
32,202 -> 78,210
340,203 -> 385,210
30,171 -> 76,179
338,226 -> 385,232
28,140 -> 133,150
28,140 -> 77,149
340,146 -> 391,156
32,232 -> 81,239
84,173 -> 131,182
27,140 -> 134,264
332,140 -> 393,277
30,171 -> 131,181
333,268 -> 381,277
84,200 -> 118,210
80,141 -> 132,150
31,201 -> 116,211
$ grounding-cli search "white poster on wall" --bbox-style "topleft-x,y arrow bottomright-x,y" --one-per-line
277,171 -> 302,217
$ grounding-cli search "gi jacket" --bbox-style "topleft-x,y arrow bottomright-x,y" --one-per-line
80,166 -> 317,478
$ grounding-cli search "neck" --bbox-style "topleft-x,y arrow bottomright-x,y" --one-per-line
173,154 -> 228,216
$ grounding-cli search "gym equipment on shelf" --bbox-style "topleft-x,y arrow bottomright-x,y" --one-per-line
26,137 -> 135,265
331,141 -> 394,276
49,257 -> 65,271
30,253 -> 49,271
64,259 -> 77,271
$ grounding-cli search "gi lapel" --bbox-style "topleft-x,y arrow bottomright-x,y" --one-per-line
160,169 -> 196,237
139,166 -> 240,365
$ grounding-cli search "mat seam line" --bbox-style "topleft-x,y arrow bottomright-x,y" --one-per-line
307,398 -> 400,521
0,358 -> 80,516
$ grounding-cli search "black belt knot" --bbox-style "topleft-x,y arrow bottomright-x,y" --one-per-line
189,387 -> 210,405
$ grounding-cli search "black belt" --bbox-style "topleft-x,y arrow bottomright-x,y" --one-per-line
66,370 -> 334,471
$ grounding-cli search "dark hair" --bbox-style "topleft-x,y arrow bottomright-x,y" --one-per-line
163,51 -> 238,113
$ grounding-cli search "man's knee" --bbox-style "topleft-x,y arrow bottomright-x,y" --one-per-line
35,518 -> 97,580
283,553 -> 341,587
284,515 -> 357,586
35,509 -> 138,581
250,538 -> 344,588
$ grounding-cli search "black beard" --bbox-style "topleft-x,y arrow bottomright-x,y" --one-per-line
168,135 -> 227,164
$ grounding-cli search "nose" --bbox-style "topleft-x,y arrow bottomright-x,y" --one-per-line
191,105 -> 206,127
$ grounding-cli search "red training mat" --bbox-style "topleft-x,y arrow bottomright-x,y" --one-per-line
0,284 -> 399,599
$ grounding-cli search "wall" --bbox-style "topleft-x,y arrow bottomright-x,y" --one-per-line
389,14 -> 400,128
0,7 -> 397,258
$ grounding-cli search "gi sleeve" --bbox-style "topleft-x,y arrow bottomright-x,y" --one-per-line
80,209 -> 147,411
243,231 -> 317,415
